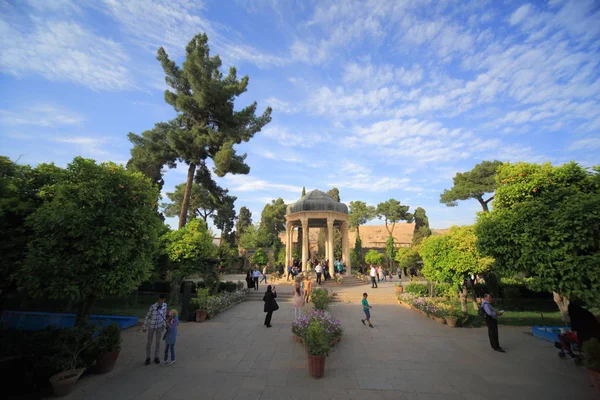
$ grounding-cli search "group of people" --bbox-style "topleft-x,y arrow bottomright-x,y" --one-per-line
142,294 -> 179,366
245,266 -> 269,290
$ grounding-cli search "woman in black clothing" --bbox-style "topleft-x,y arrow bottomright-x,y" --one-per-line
245,270 -> 254,289
263,285 -> 279,328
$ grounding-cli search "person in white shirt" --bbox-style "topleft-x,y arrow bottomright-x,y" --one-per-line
143,293 -> 168,365
260,266 -> 268,284
315,263 -> 323,285
370,265 -> 378,288
252,268 -> 261,290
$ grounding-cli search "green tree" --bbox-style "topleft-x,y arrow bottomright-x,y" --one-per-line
235,206 -> 252,242
251,248 -> 269,267
351,236 -> 363,268
440,160 -> 503,212
0,157 -> 66,309
412,207 -> 432,245
327,188 -> 340,202
156,33 -> 272,228
260,198 -> 286,238
365,249 -> 385,266
385,235 -> 396,270
163,218 -> 218,300
349,200 -> 376,239
476,162 -> 600,320
420,225 -> 493,312
395,247 -> 422,276
127,121 -> 178,191
18,157 -> 163,325
376,199 -> 413,236
301,186 -> 306,197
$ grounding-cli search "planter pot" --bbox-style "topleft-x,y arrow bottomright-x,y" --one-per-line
433,316 -> 446,324
445,317 -> 458,328
589,369 -> 600,394
49,368 -> 85,397
95,350 -> 120,374
307,355 -> 326,378
196,309 -> 207,322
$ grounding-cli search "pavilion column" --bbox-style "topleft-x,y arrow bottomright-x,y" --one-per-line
304,224 -> 310,268
327,217 -> 335,276
301,218 -> 309,270
323,226 -> 329,262
342,220 -> 351,274
286,221 -> 292,267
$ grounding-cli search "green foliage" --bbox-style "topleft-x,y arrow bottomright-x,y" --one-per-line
217,240 -> 238,269
376,199 -> 413,235
349,201 -> 376,238
404,283 -> 429,297
251,248 -> 269,267
191,288 -> 211,310
311,288 -> 330,310
351,236 -> 363,267
260,198 -> 286,238
235,206 -> 252,242
327,187 -> 340,202
365,249 -> 385,266
420,225 -> 493,286
476,162 -> 600,305
301,186 -> 306,196
395,247 -> 421,269
276,247 -> 286,268
238,224 -> 275,248
385,235 -> 396,264
161,182 -> 235,225
163,218 -> 218,290
440,160 -> 503,212
412,207 -> 432,245
583,338 -> 600,371
304,320 -> 330,356
18,157 -> 162,324
96,323 -> 122,354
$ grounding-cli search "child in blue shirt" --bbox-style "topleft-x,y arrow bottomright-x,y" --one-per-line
361,293 -> 374,328
163,309 -> 179,365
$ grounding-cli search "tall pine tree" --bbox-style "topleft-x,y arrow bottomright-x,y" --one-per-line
412,207 -> 432,245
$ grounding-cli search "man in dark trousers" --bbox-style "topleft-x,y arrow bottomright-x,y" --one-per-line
481,293 -> 505,352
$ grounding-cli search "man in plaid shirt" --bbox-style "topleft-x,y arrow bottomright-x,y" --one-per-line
143,293 -> 168,365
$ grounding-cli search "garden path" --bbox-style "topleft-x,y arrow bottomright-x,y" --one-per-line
65,301 -> 596,400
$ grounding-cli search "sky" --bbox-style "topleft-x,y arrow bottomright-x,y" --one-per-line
1,0 -> 599,231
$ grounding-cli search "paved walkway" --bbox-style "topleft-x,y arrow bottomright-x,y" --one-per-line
66,301 -> 596,400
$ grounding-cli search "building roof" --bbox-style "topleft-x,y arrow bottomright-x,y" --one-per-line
286,189 -> 349,215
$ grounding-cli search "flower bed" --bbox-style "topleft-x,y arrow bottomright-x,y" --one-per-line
292,310 -> 343,345
206,289 -> 247,318
398,293 -> 464,326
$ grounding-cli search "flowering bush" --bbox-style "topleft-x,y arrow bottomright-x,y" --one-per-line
311,288 -> 330,310
399,293 -> 459,318
292,310 -> 343,340
206,289 -> 247,317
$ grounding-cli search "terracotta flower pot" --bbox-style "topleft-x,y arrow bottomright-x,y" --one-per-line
196,309 -> 207,322
433,316 -> 446,324
95,349 -> 120,374
49,368 -> 85,397
308,354 -> 326,378
589,369 -> 600,394
445,317 -> 458,328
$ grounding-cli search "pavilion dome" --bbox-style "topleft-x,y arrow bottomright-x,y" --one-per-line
286,189 -> 349,215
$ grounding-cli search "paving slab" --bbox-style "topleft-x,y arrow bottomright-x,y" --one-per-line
65,300 -> 597,400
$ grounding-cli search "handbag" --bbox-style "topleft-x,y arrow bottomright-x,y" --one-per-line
273,299 -> 279,311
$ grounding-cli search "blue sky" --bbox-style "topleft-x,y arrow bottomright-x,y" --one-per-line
1,0 -> 599,231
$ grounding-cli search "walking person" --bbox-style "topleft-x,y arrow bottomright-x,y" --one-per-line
252,268 -> 260,290
245,269 -> 254,289
162,309 -> 179,365
287,264 -> 292,281
143,293 -> 168,365
315,262 -> 323,285
303,275 -> 312,303
370,264 -> 378,288
481,293 -> 505,352
263,285 -> 279,328
260,265 -> 268,284
292,285 -> 305,319
361,293 -> 374,328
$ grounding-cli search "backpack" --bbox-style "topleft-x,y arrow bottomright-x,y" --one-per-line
478,305 -> 487,318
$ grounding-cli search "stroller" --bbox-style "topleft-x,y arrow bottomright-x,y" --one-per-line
554,331 -> 585,366
553,302 -> 600,366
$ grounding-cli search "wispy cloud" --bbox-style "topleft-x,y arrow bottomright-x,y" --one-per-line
221,175 -> 302,193
0,105 -> 82,127
261,125 -> 330,148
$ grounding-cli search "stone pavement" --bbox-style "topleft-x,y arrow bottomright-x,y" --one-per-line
66,301 -> 597,400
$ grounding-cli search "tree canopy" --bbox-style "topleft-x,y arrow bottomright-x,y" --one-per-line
376,199 -> 413,235
395,247 -> 422,270
475,162 -> 600,317
440,160 -> 503,212
251,248 -> 269,267
365,249 -> 385,266
235,206 -> 252,242
327,187 -> 340,202
17,157 -> 163,324
130,33 -> 272,228
260,198 -> 286,238
349,200 -> 376,238
412,207 -> 432,245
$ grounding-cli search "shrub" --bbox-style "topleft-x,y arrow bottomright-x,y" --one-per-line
404,283 -> 429,297
304,320 -> 330,356
583,338 -> 600,371
217,281 -> 238,293
503,287 -> 521,302
96,323 -> 121,354
311,288 -> 330,310
292,310 -> 343,340
433,282 -> 455,298
205,290 -> 247,317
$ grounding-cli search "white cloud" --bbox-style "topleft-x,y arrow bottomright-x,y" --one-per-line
0,105 -> 82,127
509,4 -> 532,25
342,62 -> 423,88
568,138 -> 600,151
330,176 -> 413,192
264,97 -> 298,114
51,136 -> 109,156
261,125 -> 330,148
0,7 -> 133,91
221,175 -> 302,193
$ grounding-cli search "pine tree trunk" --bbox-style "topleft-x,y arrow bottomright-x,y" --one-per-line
459,286 -> 468,313
553,291 -> 570,322
75,294 -> 96,326
178,163 -> 196,229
